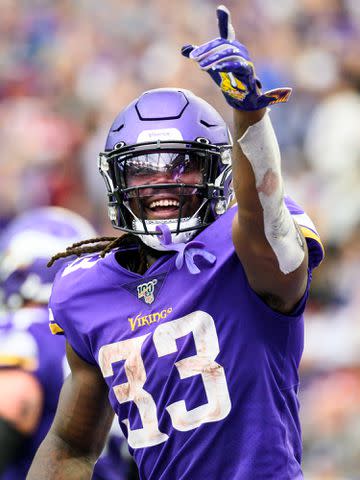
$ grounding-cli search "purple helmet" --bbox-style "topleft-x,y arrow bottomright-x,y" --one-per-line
98,88 -> 233,249
0,207 -> 96,309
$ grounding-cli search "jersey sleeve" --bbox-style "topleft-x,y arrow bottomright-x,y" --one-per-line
48,306 -> 65,336
48,260 -> 98,366
285,195 -> 325,270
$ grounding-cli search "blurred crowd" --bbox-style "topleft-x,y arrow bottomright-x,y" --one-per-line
0,0 -> 359,478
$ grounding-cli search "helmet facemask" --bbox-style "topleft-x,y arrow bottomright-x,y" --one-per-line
99,140 -> 233,250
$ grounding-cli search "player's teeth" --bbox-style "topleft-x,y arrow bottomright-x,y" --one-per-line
149,199 -> 180,209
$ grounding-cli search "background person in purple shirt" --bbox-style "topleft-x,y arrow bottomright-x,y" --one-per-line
0,207 -> 96,478
28,6 -> 324,480
0,207 -> 138,480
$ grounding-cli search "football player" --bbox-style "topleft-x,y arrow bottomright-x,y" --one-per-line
0,208 -> 137,479
28,6 -> 324,480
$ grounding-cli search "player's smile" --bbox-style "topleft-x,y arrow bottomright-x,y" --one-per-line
126,165 -> 203,221
145,195 -> 180,219
132,191 -> 201,220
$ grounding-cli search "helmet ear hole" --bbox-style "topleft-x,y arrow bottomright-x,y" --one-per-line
195,137 -> 210,144
114,142 -> 126,150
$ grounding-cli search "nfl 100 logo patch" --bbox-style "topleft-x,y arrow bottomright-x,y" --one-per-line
137,279 -> 158,305
122,273 -> 166,306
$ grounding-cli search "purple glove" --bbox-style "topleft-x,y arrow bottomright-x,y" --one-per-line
181,5 -> 292,111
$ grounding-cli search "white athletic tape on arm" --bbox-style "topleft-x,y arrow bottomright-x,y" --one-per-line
238,112 -> 305,274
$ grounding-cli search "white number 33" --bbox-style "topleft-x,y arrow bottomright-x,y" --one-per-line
99,311 -> 231,449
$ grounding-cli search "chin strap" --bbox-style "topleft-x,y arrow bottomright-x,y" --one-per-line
156,224 -> 216,274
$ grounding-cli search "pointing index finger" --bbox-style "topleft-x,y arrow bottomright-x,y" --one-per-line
217,5 -> 235,41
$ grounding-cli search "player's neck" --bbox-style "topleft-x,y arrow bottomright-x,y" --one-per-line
142,244 -> 166,272
114,240 -> 166,274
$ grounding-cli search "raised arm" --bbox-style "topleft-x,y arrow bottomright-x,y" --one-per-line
182,5 -> 308,313
27,342 -> 114,480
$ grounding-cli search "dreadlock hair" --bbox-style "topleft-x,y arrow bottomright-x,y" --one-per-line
47,234 -> 149,274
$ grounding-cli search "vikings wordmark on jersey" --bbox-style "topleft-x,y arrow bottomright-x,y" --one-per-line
128,308 -> 173,332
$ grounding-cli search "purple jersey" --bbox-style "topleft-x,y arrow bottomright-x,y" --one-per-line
0,307 -> 129,480
49,200 -> 323,480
